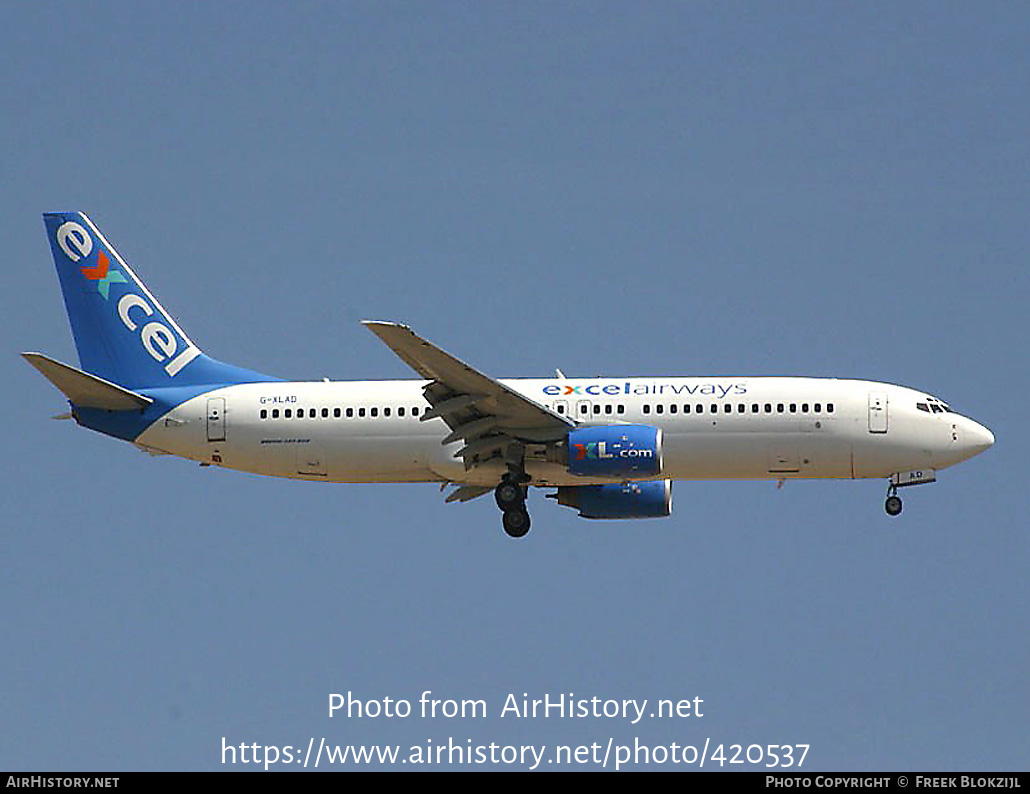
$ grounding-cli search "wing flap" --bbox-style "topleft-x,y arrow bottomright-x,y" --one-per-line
444,485 -> 494,504
363,321 -> 572,436
363,321 -> 573,473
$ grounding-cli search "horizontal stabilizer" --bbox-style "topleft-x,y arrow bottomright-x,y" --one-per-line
22,352 -> 153,411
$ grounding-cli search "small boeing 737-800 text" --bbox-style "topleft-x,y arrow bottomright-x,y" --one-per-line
24,213 -> 994,537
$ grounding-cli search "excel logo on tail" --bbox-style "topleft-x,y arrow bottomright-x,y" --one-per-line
57,221 -> 126,298
80,250 -> 127,298
54,219 -> 200,378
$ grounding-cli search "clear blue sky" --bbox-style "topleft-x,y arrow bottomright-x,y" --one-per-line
2,1 -> 1027,771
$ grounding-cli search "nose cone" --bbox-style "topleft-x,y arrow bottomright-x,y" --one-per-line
955,416 -> 994,462
937,416 -> 994,469
966,420 -> 995,455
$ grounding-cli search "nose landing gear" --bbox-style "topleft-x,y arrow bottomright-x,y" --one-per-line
883,469 -> 936,516
885,486 -> 903,516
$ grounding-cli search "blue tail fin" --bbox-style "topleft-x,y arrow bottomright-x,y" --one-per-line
43,212 -> 279,389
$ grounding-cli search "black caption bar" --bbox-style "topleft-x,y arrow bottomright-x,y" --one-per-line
2,773 -> 1028,785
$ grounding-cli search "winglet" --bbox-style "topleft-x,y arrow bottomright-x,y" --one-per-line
362,321 -> 442,381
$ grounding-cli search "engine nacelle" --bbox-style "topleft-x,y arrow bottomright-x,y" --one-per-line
567,424 -> 662,478
555,480 -> 673,520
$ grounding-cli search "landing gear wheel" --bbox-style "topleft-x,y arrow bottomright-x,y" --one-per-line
885,495 -> 903,516
495,480 -> 525,511
502,508 -> 531,538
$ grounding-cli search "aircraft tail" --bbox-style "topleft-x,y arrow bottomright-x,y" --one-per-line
40,212 -> 278,389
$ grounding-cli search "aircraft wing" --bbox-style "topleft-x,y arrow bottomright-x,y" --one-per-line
363,321 -> 574,469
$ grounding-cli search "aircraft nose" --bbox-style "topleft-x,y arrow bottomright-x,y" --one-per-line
964,419 -> 995,455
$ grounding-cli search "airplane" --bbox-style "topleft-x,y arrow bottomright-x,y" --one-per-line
23,212 -> 995,538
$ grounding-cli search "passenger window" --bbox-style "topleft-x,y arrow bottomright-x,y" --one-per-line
710,404 -> 717,414
398,407 -> 405,417
412,406 -> 420,416
669,404 -> 677,414
359,408 -> 366,417
605,404 -> 613,414
643,405 -> 651,414
260,409 -> 267,419
765,403 -> 772,413
827,403 -> 834,413
617,405 -> 625,414
285,408 -> 292,418
789,403 -> 797,413
777,404 -> 784,413
384,407 -> 391,417
593,404 -> 601,415
322,408 -> 329,418
683,404 -> 690,414
738,404 -> 745,413
801,403 -> 809,413
557,405 -> 565,414
371,407 -> 378,417
334,408 -> 341,418
751,403 -> 759,413
814,403 -> 822,413
272,408 -> 279,418
724,403 -> 731,413
656,404 -> 664,414
346,407 -> 354,418
580,404 -> 589,415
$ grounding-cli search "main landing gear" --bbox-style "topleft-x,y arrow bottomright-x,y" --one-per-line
496,445 -> 532,538
496,440 -> 535,539
496,475 -> 531,538
502,504 -> 531,538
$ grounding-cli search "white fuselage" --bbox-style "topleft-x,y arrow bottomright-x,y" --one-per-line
135,376 -> 994,487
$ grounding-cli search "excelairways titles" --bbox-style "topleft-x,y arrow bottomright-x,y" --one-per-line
542,381 -> 747,398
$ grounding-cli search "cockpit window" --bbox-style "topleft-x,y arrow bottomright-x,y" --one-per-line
922,396 -> 954,414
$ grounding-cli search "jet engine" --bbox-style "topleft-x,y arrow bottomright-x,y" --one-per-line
566,425 -> 662,478
554,480 -> 673,519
